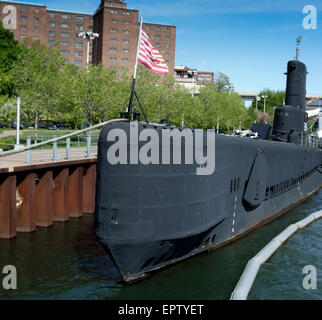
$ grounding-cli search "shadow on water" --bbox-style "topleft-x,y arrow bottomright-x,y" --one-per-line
0,190 -> 321,300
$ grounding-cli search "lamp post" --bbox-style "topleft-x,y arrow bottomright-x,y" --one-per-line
224,85 -> 233,95
15,97 -> 21,149
261,95 -> 268,123
256,96 -> 261,111
78,31 -> 99,70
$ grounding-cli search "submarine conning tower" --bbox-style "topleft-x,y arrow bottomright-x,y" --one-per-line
272,60 -> 308,145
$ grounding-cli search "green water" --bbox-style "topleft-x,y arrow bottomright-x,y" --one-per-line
0,191 -> 321,300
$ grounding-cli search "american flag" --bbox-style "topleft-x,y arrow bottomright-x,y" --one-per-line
138,29 -> 169,75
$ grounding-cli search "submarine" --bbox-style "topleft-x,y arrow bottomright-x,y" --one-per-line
94,51 -> 322,283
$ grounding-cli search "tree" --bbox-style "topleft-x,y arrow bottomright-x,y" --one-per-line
10,44 -> 65,135
214,72 -> 234,93
250,89 -> 285,124
0,22 -> 21,96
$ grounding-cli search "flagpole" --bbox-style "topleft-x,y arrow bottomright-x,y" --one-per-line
128,17 -> 143,119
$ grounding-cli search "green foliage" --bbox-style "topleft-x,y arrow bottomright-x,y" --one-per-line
214,72 -> 234,93
0,22 -> 21,96
0,136 -> 15,151
0,22 -> 21,72
0,30 -> 257,133
250,89 -> 285,124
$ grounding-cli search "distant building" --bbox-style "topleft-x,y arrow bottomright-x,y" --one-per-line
0,0 -> 176,74
1,0 -> 93,67
174,65 -> 214,95
307,99 -> 322,111
238,92 -> 322,108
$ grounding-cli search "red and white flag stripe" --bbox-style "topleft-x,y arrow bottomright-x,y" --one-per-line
138,29 -> 169,75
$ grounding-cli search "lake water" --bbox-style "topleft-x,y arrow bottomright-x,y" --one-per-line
0,190 -> 321,300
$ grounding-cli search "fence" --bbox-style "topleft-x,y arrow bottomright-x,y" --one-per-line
0,119 -> 128,166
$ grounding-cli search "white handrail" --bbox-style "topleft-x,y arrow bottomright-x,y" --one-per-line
231,210 -> 322,300
0,118 -> 129,158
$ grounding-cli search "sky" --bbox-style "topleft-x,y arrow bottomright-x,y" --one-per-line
4,0 -> 322,94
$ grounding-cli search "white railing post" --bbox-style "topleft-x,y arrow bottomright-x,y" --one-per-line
66,138 -> 71,160
26,137 -> 32,164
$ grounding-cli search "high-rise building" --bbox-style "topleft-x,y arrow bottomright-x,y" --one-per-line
0,0 -> 176,74
94,0 -> 176,75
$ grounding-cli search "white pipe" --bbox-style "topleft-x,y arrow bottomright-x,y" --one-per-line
231,210 -> 322,300
16,97 -> 21,146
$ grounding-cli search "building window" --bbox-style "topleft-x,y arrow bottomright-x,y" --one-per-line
75,42 -> 83,48
123,21 -> 130,25
34,26 -> 40,32
123,30 -> 129,34
122,58 -> 129,62
155,26 -> 161,31
110,47 -> 117,51
49,31 -> 55,37
75,51 -> 83,57
34,8 -> 40,13
76,16 -> 84,22
76,25 -> 84,31
145,26 -> 150,30
166,27 -> 170,32
49,22 -> 56,27
155,43 -> 160,47
61,23 -> 71,29
34,17 -> 39,23
61,41 -> 70,47
20,25 -> 27,31
21,7 -> 28,12
165,52 -> 169,56
61,32 -> 71,37
123,11 -> 130,15
111,19 -> 118,24
109,57 -> 117,61
122,39 -> 129,44
21,16 -> 27,21
49,40 -> 55,45
110,29 -> 118,33
49,13 -> 55,18
122,49 -> 129,53
75,60 -> 83,66
34,36 -> 39,40
165,43 -> 169,48
65,59 -> 70,63
89,26 -> 93,30
166,35 -> 170,40
20,35 -> 27,39
155,34 -> 161,39
109,38 -> 117,42
60,50 -> 70,55
61,14 -> 71,20
111,10 -> 118,14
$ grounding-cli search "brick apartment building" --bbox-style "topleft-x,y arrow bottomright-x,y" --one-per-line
0,0 -> 176,74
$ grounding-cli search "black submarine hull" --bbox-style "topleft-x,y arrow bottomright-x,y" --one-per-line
94,121 -> 322,282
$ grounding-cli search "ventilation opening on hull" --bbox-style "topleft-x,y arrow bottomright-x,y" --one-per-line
230,178 -> 241,193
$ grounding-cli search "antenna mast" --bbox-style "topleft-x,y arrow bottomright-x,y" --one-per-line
296,36 -> 302,61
